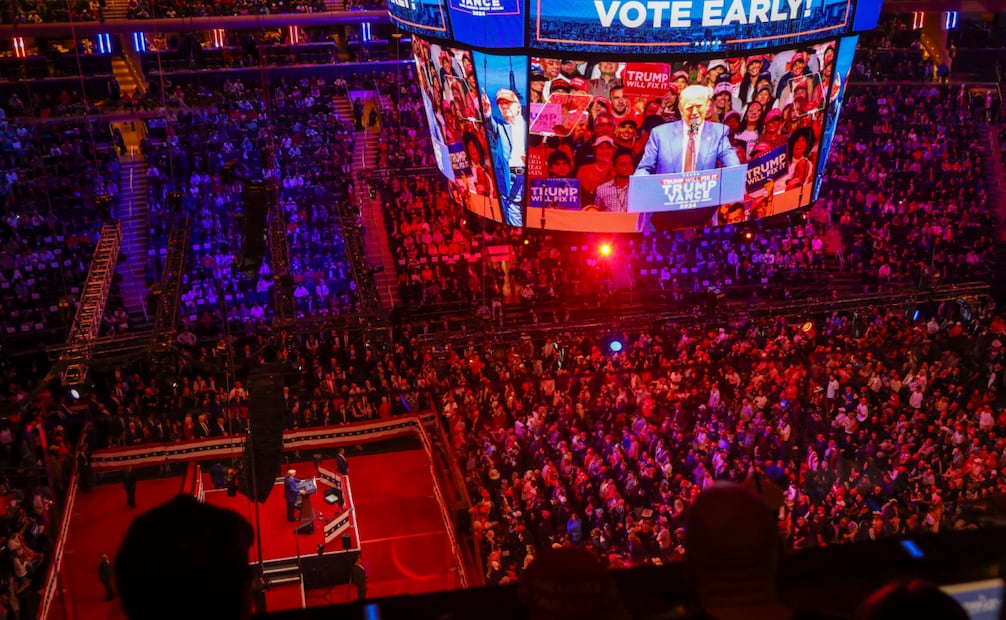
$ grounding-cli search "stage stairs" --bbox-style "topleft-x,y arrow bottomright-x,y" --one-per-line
262,558 -> 303,587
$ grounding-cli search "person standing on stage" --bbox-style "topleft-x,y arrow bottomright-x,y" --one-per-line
351,555 -> 368,600
123,467 -> 137,509
335,448 -> 349,476
284,469 -> 304,522
99,552 -> 115,601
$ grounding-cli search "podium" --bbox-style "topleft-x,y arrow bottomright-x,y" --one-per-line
300,493 -> 315,521
299,478 -> 318,522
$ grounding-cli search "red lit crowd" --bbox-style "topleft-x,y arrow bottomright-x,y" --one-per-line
453,301 -> 1006,582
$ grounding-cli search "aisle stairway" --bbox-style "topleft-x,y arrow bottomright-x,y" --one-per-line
103,0 -> 128,20
978,123 -> 1006,242
112,56 -> 141,99
113,149 -> 152,327
333,95 -> 400,309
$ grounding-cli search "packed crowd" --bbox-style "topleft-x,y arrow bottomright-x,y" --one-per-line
141,74 -> 359,329
634,82 -> 993,300
816,84 -> 993,288
450,299 -> 1006,581
2,0 -> 103,23
0,118 -> 119,338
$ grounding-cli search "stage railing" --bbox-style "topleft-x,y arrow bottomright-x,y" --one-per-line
88,413 -> 436,471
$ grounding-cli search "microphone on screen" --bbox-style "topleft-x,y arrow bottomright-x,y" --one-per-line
689,119 -> 700,135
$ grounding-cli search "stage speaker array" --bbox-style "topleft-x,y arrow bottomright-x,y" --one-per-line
240,183 -> 274,276
239,368 -> 285,503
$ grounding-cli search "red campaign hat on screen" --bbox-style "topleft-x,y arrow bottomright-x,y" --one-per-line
747,55 -> 765,67
714,82 -> 733,96
672,70 -> 690,83
789,52 -> 807,67
570,77 -> 591,92
765,108 -> 783,122
724,110 -> 742,123
550,77 -> 571,90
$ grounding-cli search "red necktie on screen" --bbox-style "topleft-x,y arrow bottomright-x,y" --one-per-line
684,132 -> 696,173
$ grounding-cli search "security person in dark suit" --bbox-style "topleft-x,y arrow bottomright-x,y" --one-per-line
350,555 -> 367,600
99,553 -> 115,600
335,448 -> 349,476
123,467 -> 137,509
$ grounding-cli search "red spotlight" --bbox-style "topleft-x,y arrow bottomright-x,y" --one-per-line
599,243 -> 613,257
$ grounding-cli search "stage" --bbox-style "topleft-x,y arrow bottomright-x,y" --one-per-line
53,447 -> 462,620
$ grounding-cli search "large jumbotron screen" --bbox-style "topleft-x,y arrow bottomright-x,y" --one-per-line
394,0 -> 881,232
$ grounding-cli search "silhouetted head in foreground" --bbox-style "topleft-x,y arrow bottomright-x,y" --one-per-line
116,494 -> 255,620
685,482 -> 789,620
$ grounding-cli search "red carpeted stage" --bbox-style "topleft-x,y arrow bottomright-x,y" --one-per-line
54,447 -> 462,620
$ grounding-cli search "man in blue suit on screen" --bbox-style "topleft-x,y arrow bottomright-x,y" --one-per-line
634,85 -> 740,176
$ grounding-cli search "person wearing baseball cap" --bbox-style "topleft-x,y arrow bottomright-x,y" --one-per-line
570,76 -> 591,94
706,59 -> 728,86
727,56 -> 745,84
481,87 -> 526,226
738,55 -> 767,104
549,76 -> 571,94
660,84 -> 681,123
613,117 -> 642,156
760,108 -> 786,148
671,70 -> 690,92
777,51 -> 809,99
711,81 -> 736,122
529,71 -> 547,104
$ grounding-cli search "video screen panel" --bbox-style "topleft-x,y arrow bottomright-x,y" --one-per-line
530,0 -> 853,55
526,41 -> 836,232
412,39 -> 506,223
388,0 -> 450,39
447,0 -> 524,48
473,51 -> 530,227
852,0 -> 883,33
813,35 -> 857,199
